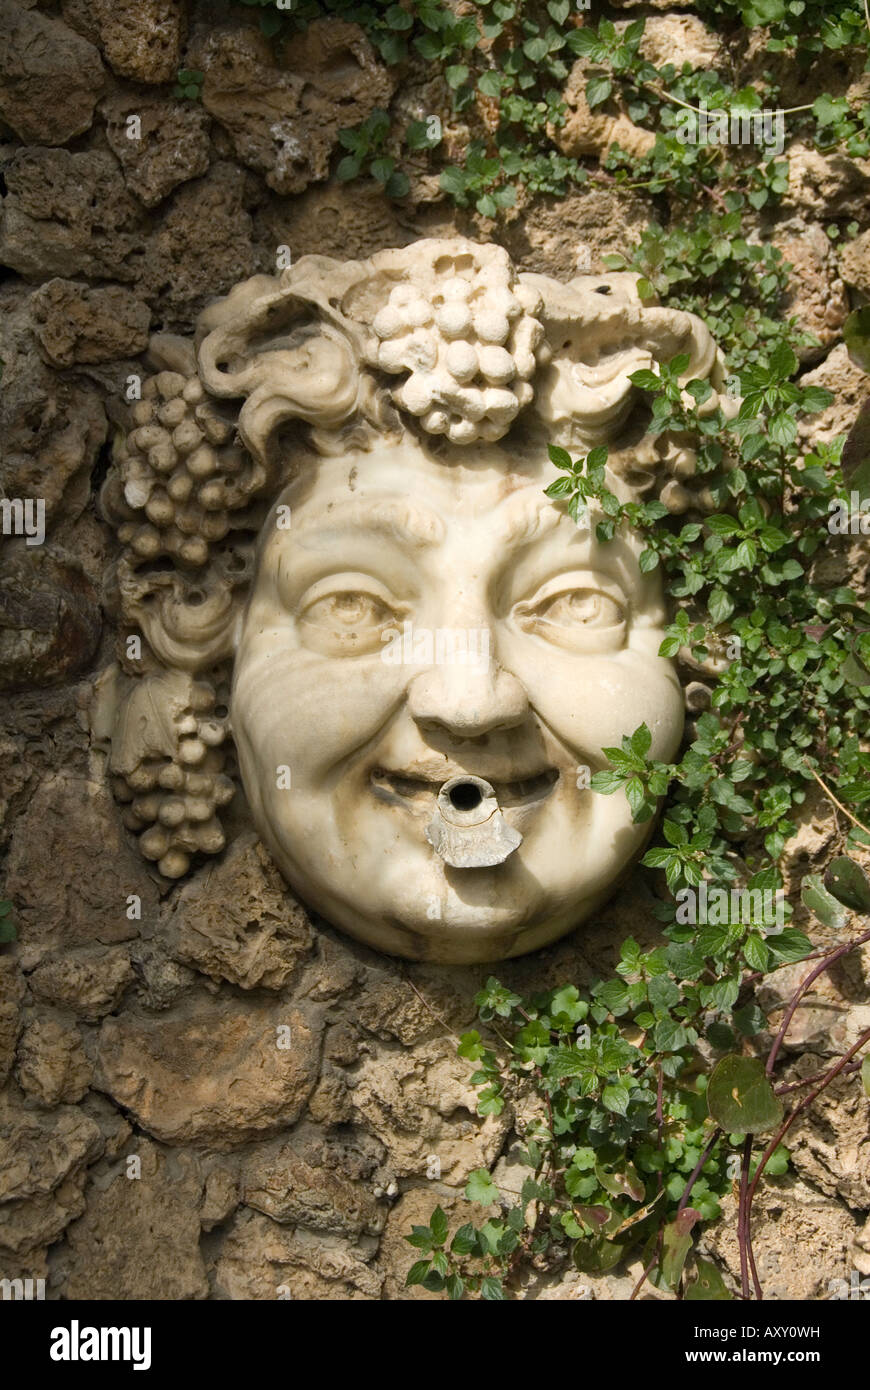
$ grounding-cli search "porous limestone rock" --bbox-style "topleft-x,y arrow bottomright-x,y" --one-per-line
96,995 -> 324,1148
797,343 -> 870,446
241,1130 -> 386,1237
637,14 -> 722,70
15,1015 -> 93,1106
0,959 -> 26,1086
0,549 -> 102,691
555,60 -> 657,162
0,1102 -> 102,1256
839,228 -> 870,294
0,148 -> 145,282
0,1 -> 104,145
64,1140 -> 208,1299
210,1208 -> 383,1300
787,1058 -> 870,1209
5,773 -> 155,969
499,187 -> 652,280
351,1035 -> 511,1182
62,0 -> 184,85
193,21 -> 395,195
0,293 -> 107,523
699,1178 -> 862,1301
774,221 -> 850,362
27,948 -> 135,1023
103,94 -> 212,209
30,279 -> 151,368
168,835 -> 314,990
379,1186 -> 484,1300
786,143 -> 870,218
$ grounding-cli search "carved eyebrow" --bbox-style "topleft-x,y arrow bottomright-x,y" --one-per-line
499,498 -> 564,547
290,498 -> 446,548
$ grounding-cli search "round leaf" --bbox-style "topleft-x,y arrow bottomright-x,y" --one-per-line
707,1055 -> 784,1135
823,856 -> 870,913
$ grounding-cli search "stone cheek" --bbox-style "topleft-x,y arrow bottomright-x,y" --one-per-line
95,998 -> 324,1149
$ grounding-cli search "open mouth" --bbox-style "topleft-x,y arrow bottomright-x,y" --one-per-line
370,766 -> 560,809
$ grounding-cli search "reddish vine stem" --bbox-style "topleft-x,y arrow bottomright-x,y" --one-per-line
775,1058 -> 861,1096
677,1129 -> 721,1216
737,1136 -> 754,1300
766,927 -> 870,1077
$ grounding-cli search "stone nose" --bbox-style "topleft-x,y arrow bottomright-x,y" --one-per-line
406,647 -> 530,738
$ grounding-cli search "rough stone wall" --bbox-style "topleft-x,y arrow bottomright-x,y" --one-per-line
0,0 -> 868,1300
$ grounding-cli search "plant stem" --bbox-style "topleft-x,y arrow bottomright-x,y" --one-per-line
804,764 -> 870,838
677,1129 -> 722,1215
766,927 -> 870,1077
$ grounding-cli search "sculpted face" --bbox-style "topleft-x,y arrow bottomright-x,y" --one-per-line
232,435 -> 684,963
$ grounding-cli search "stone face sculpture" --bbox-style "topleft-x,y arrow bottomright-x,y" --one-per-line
96,237 -> 735,963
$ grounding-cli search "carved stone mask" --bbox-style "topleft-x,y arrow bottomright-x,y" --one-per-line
97,238 -> 736,963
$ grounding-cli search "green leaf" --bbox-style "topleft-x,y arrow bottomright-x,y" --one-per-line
480,1275 -> 506,1300
602,1083 -> 630,1116
707,1055 -> 784,1135
430,1206 -> 448,1247
629,368 -> 662,392
630,723 -> 652,758
661,1208 -> 700,1290
465,1168 -> 499,1206
685,1257 -> 733,1300
586,76 -> 613,109
801,873 -> 849,929
766,928 -> 813,966
386,171 -> 410,199
548,444 -> 573,470
370,156 -> 395,184
450,1223 -> 477,1255
823,856 -> 870,913
336,155 -> 362,181
406,1225 -> 434,1251
405,1259 -> 431,1286
478,70 -> 503,98
862,1055 -> 870,1097
844,308 -> 870,373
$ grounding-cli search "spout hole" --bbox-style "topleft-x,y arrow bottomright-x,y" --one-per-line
449,781 -> 483,812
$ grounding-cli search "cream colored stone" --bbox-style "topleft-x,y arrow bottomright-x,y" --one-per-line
97,238 -> 739,963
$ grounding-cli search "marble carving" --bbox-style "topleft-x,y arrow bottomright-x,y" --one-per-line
95,238 -> 736,963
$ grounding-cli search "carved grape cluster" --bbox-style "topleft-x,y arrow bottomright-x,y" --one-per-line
115,370 -> 264,569
111,679 -> 234,879
367,264 -> 545,444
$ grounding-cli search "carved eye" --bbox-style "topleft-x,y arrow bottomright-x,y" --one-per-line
531,589 -> 623,629
304,592 -> 393,629
515,584 -> 626,653
298,580 -> 405,656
